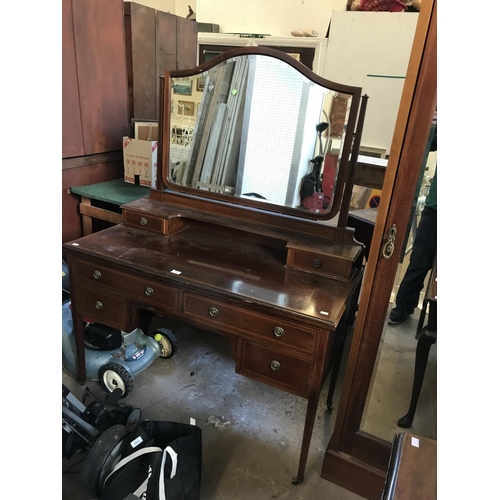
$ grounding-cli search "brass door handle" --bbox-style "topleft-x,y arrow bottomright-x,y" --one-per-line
382,224 -> 397,260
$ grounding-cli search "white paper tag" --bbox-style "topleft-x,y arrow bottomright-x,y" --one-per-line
171,269 -> 182,275
131,436 -> 144,448
411,437 -> 420,448
71,243 -> 79,246
190,418 -> 196,426
320,311 -> 329,316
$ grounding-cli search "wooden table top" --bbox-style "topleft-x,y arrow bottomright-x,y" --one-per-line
383,433 -> 437,500
64,223 -> 362,329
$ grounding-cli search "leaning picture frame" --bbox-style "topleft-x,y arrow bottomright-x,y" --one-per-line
196,76 -> 206,92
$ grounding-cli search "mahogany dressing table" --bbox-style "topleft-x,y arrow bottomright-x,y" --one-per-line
63,47 -> 367,484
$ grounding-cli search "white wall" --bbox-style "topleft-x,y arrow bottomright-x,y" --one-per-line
324,12 -> 419,154
197,0 -> 348,36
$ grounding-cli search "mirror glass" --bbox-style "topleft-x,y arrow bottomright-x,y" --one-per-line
166,53 -> 357,217
359,124 -> 437,443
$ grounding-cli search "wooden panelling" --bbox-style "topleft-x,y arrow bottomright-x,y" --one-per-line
62,159 -> 123,244
176,17 -> 198,70
62,0 -> 85,158
72,0 -> 129,154
155,10 -> 178,120
321,448 -> 386,500
125,2 -> 157,120
124,3 -> 198,120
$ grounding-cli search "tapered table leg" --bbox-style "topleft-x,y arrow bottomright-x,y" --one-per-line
293,392 -> 321,485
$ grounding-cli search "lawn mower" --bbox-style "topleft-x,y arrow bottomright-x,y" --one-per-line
62,260 -> 178,398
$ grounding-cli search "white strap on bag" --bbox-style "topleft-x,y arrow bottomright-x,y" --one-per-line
103,446 -> 163,489
159,446 -> 178,500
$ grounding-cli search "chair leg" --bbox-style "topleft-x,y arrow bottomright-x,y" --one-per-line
398,326 -> 436,428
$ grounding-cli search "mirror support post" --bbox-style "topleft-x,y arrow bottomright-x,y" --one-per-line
338,94 -> 369,228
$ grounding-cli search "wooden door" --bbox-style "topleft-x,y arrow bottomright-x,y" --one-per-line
125,3 -> 198,120
321,1 -> 437,499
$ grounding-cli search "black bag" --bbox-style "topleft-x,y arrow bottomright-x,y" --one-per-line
100,420 -> 202,500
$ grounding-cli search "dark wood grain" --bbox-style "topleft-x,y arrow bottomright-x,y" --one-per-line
124,2 -> 157,120
176,17 -> 198,70
156,9 -> 177,120
72,0 -> 129,154
382,433 -> 437,500
321,448 -> 386,500
63,224 -> 361,330
62,0 -> 85,158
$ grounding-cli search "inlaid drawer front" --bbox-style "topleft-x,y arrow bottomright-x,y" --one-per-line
287,249 -> 350,280
123,210 -> 165,234
184,293 -> 317,353
238,341 -> 312,396
75,286 -> 125,329
74,259 -> 180,310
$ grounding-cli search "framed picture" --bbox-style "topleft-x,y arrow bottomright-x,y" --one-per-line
178,100 -> 195,116
197,76 -> 206,92
329,94 -> 350,138
173,79 -> 193,96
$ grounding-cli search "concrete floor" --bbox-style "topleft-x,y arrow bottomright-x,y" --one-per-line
62,306 -> 436,500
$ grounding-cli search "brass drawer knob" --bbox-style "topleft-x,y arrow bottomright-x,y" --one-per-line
208,307 -> 219,317
140,217 -> 148,226
144,286 -> 154,296
313,259 -> 322,268
95,301 -> 103,310
273,326 -> 285,338
93,270 -> 102,280
270,360 -> 281,371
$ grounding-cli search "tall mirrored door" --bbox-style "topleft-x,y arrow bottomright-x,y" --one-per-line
360,124 -> 437,442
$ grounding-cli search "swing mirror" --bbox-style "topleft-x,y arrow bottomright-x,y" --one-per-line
161,47 -> 363,221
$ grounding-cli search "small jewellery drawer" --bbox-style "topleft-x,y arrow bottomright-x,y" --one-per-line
183,293 -> 317,354
287,249 -> 351,281
123,210 -> 166,234
75,286 -> 125,330
237,341 -> 312,396
74,259 -> 180,310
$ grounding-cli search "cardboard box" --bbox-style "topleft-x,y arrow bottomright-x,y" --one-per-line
123,123 -> 158,187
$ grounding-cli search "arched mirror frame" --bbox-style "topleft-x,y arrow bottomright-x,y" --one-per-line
157,46 -> 364,225
321,1 -> 437,499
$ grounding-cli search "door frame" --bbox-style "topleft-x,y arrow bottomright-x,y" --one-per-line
321,1 -> 437,498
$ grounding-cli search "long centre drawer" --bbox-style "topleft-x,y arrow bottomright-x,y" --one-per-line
183,293 -> 317,355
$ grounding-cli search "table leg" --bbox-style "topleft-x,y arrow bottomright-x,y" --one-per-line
81,197 -> 93,236
326,318 -> 348,412
292,392 -> 320,485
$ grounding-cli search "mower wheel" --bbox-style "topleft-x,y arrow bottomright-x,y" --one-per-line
99,363 -> 133,397
150,328 -> 178,358
82,424 -> 131,496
